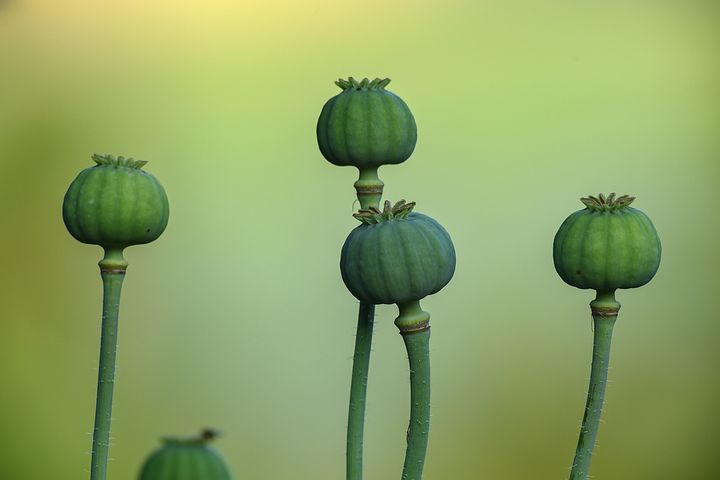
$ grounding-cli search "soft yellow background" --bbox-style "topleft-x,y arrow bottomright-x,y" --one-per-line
1,1 -> 718,478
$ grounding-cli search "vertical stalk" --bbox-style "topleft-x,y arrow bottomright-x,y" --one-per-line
569,290 -> 620,480
90,248 -> 128,480
347,167 -> 383,480
346,302 -> 375,480
396,301 -> 432,480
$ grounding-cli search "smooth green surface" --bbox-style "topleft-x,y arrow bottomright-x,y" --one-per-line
569,292 -> 619,479
91,251 -> 127,480
1,1 -> 718,479
341,213 -> 456,305
399,327 -> 431,480
554,206 -> 661,291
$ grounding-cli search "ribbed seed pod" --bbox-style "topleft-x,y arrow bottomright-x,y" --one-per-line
317,77 -> 417,169
341,200 -> 456,305
63,154 -> 169,249
553,193 -> 661,291
138,430 -> 232,480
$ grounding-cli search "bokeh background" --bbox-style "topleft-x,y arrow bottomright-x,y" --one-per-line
1,0 -> 718,478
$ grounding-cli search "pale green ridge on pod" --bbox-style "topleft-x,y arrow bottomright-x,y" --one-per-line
553,193 -> 661,291
317,77 -> 417,169
341,200 -> 456,305
138,430 -> 232,480
63,154 -> 169,249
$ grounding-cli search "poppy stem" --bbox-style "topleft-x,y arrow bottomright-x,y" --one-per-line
569,290 -> 620,479
90,248 -> 127,480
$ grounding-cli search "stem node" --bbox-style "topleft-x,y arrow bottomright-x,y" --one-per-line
395,300 -> 431,334
354,168 -> 384,210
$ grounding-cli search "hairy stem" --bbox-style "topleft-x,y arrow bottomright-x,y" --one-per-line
395,301 -> 432,480
569,290 -> 620,480
347,302 -> 375,480
90,248 -> 127,480
347,172 -> 384,480
400,327 -> 431,480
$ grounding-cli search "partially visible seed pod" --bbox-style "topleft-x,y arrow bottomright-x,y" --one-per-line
553,193 -> 661,292
63,154 -> 169,249
317,77 -> 417,170
340,200 -> 456,306
138,429 -> 232,480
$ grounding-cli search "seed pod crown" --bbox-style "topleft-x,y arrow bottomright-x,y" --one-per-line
580,192 -> 635,211
353,199 -> 416,224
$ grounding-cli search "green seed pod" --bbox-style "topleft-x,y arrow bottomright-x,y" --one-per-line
63,154 -> 169,250
553,193 -> 661,292
341,200 -> 456,306
138,429 -> 232,480
317,77 -> 417,170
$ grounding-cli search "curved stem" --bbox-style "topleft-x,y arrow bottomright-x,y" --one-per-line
90,248 -> 128,480
347,173 -> 383,480
569,290 -> 620,480
396,301 -> 432,480
347,302 -> 375,480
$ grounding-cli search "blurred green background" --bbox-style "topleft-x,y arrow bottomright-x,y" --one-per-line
1,0 -> 718,478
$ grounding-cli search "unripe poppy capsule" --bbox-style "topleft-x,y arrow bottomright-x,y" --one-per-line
341,200 -> 456,308
317,77 -> 417,170
63,154 -> 169,250
553,193 -> 661,292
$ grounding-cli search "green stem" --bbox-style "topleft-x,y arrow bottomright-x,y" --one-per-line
396,301 -> 432,480
569,290 -> 620,480
354,167 -> 383,211
90,248 -> 128,480
347,171 -> 384,480
346,302 -> 375,480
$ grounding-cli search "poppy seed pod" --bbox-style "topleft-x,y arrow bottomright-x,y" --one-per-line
63,154 -> 169,250
553,193 -> 661,292
317,77 -> 417,170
